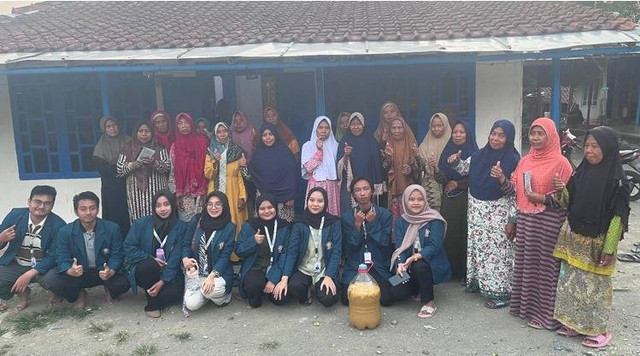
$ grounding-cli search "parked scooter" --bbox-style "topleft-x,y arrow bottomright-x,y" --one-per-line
560,129 -> 580,167
620,148 -> 640,202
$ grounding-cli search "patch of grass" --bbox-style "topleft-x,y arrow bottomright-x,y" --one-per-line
114,330 -> 131,345
133,344 -> 157,356
259,341 -> 280,351
0,344 -> 13,356
0,326 -> 8,337
172,332 -> 191,342
88,321 -> 114,334
96,351 -> 117,356
11,306 -> 91,334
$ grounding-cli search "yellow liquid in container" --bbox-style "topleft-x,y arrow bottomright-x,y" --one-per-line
347,265 -> 381,330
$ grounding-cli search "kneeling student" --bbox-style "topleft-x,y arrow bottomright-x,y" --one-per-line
45,191 -> 130,309
182,192 -> 235,312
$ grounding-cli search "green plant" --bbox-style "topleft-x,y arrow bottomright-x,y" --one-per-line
172,332 -> 191,342
12,306 -> 91,334
88,321 -> 114,334
133,344 -> 157,356
114,330 -> 131,345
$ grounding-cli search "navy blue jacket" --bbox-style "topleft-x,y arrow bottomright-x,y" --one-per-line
56,219 -> 124,274
235,221 -> 292,298
183,218 -> 236,294
0,208 -> 65,275
124,216 -> 191,294
288,220 -> 342,280
394,218 -> 451,284
341,206 -> 394,286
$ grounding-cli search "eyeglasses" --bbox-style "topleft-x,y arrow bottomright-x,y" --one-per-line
30,199 -> 53,208
207,202 -> 223,208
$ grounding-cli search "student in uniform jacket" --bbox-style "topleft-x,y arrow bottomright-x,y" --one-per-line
287,187 -> 342,306
0,185 -> 66,311
340,177 -> 406,306
44,191 -> 130,309
236,194 -> 293,308
124,189 -> 191,318
182,191 -> 236,312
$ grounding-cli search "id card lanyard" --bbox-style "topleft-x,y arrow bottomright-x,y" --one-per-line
202,231 -> 217,275
264,219 -> 278,270
153,229 -> 169,248
355,208 -> 372,263
310,217 -> 325,273
28,224 -> 42,268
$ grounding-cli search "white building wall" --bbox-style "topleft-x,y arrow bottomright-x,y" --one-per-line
475,61 -> 524,153
0,75 -> 100,222
235,75 -> 263,127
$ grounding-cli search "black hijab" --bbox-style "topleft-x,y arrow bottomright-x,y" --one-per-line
247,194 -> 290,236
152,189 -> 178,244
294,187 -> 340,229
568,126 -> 630,239
198,191 -> 232,237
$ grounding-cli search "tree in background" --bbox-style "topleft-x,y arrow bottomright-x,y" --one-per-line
580,1 -> 640,23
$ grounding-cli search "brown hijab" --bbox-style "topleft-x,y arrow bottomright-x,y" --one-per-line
387,116 -> 418,196
93,116 -> 131,165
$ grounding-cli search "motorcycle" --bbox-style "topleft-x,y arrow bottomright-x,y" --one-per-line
560,128 -> 580,167
620,148 -> 640,202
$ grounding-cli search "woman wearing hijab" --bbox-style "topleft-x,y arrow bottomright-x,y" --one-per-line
436,121 -> 478,280
551,127 -> 630,348
504,118 -> 573,330
374,101 -> 401,145
382,116 -> 423,219
236,194 -> 293,308
194,117 -> 212,141
93,116 -> 132,235
418,113 -> 453,211
182,192 -> 235,313
337,112 -> 385,213
301,116 -> 340,216
263,106 -> 300,156
204,122 -> 248,233
124,190 -> 191,318
287,187 -> 342,307
247,123 -> 298,221
169,112 -> 210,222
391,184 -> 451,318
117,122 -> 171,222
334,112 -> 350,142
447,119 -> 520,309
150,110 -> 174,151
231,111 -> 256,162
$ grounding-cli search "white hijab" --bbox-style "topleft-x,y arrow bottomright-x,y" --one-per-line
301,116 -> 338,181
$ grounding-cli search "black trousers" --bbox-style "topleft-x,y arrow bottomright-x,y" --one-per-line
289,270 -> 339,307
407,259 -> 435,304
44,268 -> 130,303
134,258 -> 184,312
340,267 -> 410,307
243,269 -> 290,308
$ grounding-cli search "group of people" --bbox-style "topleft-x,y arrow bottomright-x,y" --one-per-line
0,100 -> 630,349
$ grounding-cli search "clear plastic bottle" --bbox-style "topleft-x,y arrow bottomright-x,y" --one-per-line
347,263 -> 381,330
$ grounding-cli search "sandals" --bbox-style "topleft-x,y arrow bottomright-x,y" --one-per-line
484,299 -> 510,309
527,319 -> 544,329
418,304 -> 437,318
617,253 -> 640,263
582,333 -> 613,348
556,326 -> 581,337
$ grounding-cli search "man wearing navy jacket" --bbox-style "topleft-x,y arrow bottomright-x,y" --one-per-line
0,185 -> 65,311
43,191 -> 130,309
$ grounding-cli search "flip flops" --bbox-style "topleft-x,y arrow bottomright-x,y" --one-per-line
527,319 -> 544,329
617,253 -> 640,263
631,246 -> 640,254
556,326 -> 581,337
582,333 -> 613,348
418,304 -> 437,318
484,299 -> 510,309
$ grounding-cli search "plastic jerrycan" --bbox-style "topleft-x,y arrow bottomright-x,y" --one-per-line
348,263 -> 381,330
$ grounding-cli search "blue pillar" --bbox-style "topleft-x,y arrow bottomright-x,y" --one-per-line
636,80 -> 640,125
315,68 -> 326,116
99,73 -> 111,116
551,58 -> 561,127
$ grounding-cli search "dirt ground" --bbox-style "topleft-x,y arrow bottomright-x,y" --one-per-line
1,200 -> 639,356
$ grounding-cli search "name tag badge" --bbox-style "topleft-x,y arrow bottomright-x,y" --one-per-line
155,248 -> 166,262
30,256 -> 37,268
313,261 -> 322,273
364,252 -> 372,263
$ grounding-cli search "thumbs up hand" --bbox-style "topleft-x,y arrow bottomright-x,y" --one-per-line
99,262 -> 114,281
239,153 -> 247,167
552,172 -> 565,193
427,152 -> 437,168
255,229 -> 265,245
490,160 -> 506,183
67,257 -> 83,277
344,142 -> 353,157
447,150 -> 462,165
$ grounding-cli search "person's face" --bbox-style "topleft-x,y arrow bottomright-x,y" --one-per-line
352,180 -> 373,206
257,200 -> 276,221
28,194 -> 54,219
75,199 -> 99,225
262,129 -> 275,147
339,115 -> 350,131
451,123 -> 467,146
316,120 -> 331,141
105,119 -> 119,137
177,118 -> 192,135
489,126 -> 507,150
407,189 -> 426,215
232,113 -> 246,130
196,122 -> 208,136
307,191 -> 325,214
349,117 -> 364,136
264,109 -> 279,125
155,196 -> 172,219
206,196 -> 223,218
216,125 -> 229,143
528,125 -> 548,150
137,124 -> 152,143
583,135 -> 604,165
430,116 -> 445,138
390,119 -> 405,140
382,104 -> 398,123
153,115 -> 168,133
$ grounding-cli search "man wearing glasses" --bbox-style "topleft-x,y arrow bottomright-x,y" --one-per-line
0,185 -> 66,311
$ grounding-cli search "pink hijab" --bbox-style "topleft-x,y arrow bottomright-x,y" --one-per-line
230,111 -> 256,162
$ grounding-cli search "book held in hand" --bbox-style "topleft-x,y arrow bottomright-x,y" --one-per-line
136,147 -> 156,162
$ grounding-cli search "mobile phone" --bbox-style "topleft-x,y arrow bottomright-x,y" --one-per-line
388,273 -> 411,287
